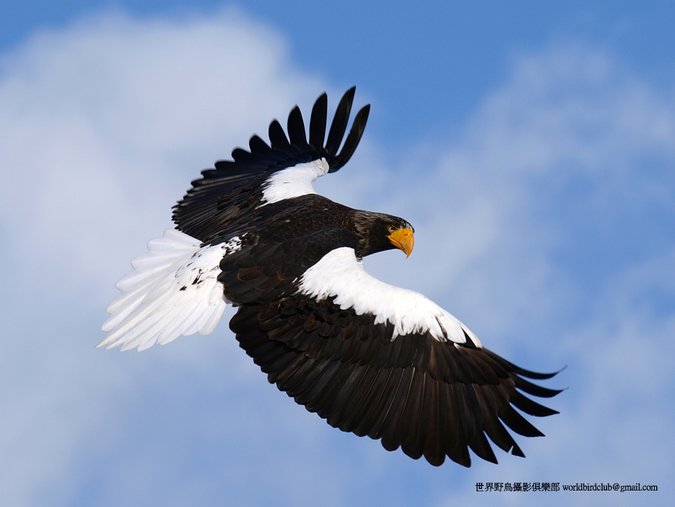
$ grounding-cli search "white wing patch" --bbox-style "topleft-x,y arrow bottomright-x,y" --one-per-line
297,247 -> 482,346
260,158 -> 329,205
99,229 -> 240,351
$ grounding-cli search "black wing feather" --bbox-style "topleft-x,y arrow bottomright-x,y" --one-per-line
287,106 -> 308,147
325,86 -> 356,156
334,104 -> 371,170
248,134 -> 272,153
268,119 -> 291,150
309,93 -> 328,149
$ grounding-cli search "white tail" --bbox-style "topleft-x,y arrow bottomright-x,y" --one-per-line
99,229 -> 231,351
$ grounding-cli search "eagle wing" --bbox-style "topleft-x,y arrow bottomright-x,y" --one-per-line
220,243 -> 561,467
172,87 -> 370,241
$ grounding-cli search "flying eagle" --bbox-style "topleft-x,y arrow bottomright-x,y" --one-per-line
100,88 -> 561,467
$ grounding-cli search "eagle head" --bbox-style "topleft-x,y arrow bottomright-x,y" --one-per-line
354,212 -> 415,258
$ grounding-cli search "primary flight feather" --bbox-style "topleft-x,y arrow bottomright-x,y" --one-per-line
101,87 -> 561,467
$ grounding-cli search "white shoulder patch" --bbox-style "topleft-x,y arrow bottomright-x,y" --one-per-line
99,229 -> 241,351
260,158 -> 329,205
297,247 -> 482,346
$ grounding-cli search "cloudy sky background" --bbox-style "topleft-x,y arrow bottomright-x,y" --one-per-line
1,2 -> 674,506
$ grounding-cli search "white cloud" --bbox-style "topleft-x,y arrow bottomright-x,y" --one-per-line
0,8 -> 332,507
0,8 -> 327,290
1,10 -> 673,507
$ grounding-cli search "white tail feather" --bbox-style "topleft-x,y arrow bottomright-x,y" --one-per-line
99,229 -> 232,351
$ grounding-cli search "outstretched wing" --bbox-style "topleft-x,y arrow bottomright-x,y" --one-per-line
172,87 -> 370,241
222,246 -> 562,467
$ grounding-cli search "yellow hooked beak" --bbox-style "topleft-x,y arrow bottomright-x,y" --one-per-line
387,227 -> 415,257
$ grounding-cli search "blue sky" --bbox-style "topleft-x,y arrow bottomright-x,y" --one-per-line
1,2 -> 674,507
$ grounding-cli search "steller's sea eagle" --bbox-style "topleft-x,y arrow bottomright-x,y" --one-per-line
100,87 -> 561,467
